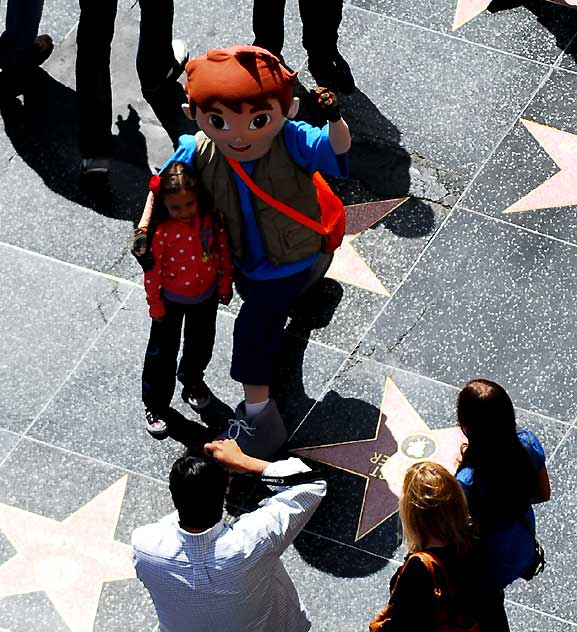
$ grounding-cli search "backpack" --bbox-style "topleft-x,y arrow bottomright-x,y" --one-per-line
369,552 -> 480,632
225,157 -> 346,254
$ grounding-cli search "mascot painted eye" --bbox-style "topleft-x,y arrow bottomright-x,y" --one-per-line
249,113 -> 272,130
209,114 -> 229,130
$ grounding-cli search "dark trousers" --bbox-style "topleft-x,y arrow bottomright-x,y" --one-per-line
252,0 -> 343,58
231,269 -> 311,386
142,295 -> 218,412
0,0 -> 44,67
480,590 -> 510,632
76,0 -> 189,158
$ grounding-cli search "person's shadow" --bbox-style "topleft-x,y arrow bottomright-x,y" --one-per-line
0,67 -> 151,221
487,0 -> 577,61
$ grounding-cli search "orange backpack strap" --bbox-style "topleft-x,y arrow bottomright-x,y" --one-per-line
411,551 -> 446,598
225,157 -> 328,236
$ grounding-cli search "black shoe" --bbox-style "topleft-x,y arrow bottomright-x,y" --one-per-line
145,409 -> 168,437
182,383 -> 212,411
308,52 -> 356,95
333,52 -> 356,95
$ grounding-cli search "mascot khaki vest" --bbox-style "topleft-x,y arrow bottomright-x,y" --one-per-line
195,130 -> 322,266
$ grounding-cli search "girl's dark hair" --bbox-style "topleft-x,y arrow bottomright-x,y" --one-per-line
456,379 -> 536,525
148,161 -> 220,245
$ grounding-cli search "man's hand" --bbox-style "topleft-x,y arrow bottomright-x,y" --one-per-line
311,87 -> 341,123
204,439 -> 270,474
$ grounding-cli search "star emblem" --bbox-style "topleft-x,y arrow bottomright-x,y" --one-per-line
504,119 -> 577,214
453,0 -> 576,30
291,378 -> 465,541
326,198 -> 408,296
452,0 -> 492,30
0,476 -> 135,632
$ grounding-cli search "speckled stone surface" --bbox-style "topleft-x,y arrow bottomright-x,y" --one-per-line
2,0 -> 577,629
359,209 -> 577,421
0,243 -> 132,434
331,6 -> 550,191
461,69 -> 577,243
348,0 -> 577,64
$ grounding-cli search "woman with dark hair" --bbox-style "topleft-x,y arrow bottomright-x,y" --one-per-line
456,379 -> 551,631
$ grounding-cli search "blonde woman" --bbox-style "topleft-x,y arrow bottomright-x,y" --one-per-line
369,462 -> 480,632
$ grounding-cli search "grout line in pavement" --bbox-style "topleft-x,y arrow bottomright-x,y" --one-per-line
0,288 -> 137,470
0,240 -> 141,288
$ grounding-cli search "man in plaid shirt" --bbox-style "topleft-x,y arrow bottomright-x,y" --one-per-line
132,439 -> 326,631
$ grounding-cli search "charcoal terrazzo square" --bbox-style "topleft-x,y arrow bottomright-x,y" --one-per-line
0,243 -> 132,434
326,7 -> 550,193
347,0 -> 577,64
283,535 -> 399,632
461,69 -> 577,244
358,208 -> 577,421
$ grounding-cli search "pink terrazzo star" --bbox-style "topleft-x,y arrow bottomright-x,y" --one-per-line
505,119 -> 577,213
326,198 -> 407,296
291,378 -> 466,540
453,0 -> 576,30
0,476 -> 135,632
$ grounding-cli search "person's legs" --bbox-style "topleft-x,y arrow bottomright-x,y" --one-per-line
177,293 -> 218,405
299,0 -> 354,94
142,300 -> 184,413
76,0 -> 118,165
0,0 -> 44,66
480,590 -> 510,632
232,268 -> 311,397
136,0 -> 192,148
252,0 -> 287,57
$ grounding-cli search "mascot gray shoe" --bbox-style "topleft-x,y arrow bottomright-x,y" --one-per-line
216,399 -> 287,458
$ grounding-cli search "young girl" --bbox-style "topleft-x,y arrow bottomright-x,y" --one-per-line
369,462 -> 480,631
456,379 -> 551,631
141,161 -> 232,436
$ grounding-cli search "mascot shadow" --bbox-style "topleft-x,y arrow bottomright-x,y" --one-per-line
0,68 -> 151,221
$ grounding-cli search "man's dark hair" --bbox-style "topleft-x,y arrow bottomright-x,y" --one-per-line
169,454 -> 228,530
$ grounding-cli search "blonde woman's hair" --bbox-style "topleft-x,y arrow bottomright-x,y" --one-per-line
400,462 -> 471,554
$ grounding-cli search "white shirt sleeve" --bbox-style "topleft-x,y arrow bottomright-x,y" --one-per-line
232,457 -> 327,556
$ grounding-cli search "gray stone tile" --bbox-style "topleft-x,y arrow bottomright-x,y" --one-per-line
0,429 -> 19,462
359,208 -> 577,421
174,0 -> 307,71
461,69 -> 577,244
348,0 -> 577,64
0,243 -> 132,433
317,7 -> 550,193
507,428 -> 577,623
27,289 -> 346,476
283,534 -> 398,632
289,356 -> 567,558
507,601 -> 577,632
